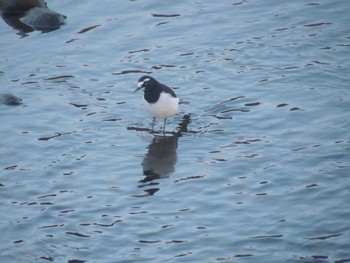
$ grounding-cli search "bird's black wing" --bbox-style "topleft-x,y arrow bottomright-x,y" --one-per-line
160,83 -> 177,98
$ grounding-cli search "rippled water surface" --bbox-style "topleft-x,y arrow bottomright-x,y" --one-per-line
1,0 -> 350,262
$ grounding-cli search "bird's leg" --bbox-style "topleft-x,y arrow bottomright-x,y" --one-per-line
151,117 -> 156,132
163,118 -> 167,134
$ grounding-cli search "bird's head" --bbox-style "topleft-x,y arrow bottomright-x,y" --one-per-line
134,75 -> 154,92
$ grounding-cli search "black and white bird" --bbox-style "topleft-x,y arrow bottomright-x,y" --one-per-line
135,75 -> 179,133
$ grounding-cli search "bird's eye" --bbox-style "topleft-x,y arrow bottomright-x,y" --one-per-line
143,78 -> 151,86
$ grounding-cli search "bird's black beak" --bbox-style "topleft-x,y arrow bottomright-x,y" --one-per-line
134,81 -> 144,92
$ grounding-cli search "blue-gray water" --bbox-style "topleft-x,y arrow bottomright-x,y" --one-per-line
1,1 -> 350,262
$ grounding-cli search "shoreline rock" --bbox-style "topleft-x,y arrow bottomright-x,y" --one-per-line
0,0 -> 66,34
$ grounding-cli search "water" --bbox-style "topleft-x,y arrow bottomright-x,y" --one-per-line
1,0 -> 350,262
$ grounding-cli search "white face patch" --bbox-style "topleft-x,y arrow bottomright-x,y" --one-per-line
137,78 -> 150,88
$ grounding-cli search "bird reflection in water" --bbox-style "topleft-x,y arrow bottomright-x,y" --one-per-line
135,114 -> 191,197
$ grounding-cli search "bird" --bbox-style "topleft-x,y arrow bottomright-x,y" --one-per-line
135,75 -> 179,133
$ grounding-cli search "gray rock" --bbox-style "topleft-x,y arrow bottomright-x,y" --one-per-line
0,93 -> 23,105
0,0 -> 66,33
20,6 -> 66,30
0,0 -> 46,12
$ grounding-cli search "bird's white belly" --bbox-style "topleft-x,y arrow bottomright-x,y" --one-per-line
144,92 -> 179,118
